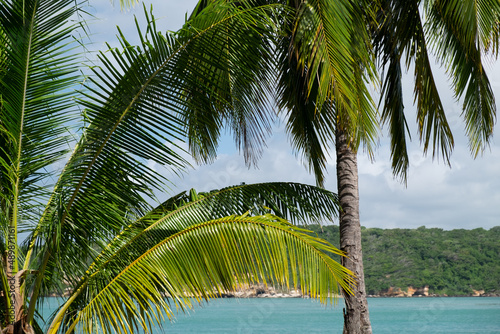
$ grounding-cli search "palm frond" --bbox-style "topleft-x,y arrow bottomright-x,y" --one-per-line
373,0 -> 412,182
0,0 -> 83,322
374,0 -> 454,172
178,0 -> 283,166
0,0 -> 81,230
276,30 -> 335,187
190,0 -> 379,184
275,0 -> 378,185
46,182 -> 340,332
86,182 -> 339,277
52,215 -> 353,334
426,0 -> 499,156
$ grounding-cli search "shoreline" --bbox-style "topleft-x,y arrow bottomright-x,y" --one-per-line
44,284 -> 499,299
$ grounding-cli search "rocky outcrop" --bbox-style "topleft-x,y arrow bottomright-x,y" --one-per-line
227,284 -> 303,298
406,286 -> 417,296
472,289 -> 485,297
379,287 -> 405,297
378,285 -> 429,297
412,285 -> 429,296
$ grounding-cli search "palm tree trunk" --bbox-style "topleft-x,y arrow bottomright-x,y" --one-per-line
336,128 -> 372,334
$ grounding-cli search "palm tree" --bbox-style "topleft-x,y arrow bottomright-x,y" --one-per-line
187,0 -> 500,333
0,1 -> 355,333
188,1 -> 378,332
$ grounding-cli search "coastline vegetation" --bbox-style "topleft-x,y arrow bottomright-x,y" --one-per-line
306,225 -> 500,297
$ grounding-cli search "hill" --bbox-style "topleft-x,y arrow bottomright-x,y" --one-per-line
306,225 -> 500,296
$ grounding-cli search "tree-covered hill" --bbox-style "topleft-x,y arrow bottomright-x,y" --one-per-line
307,225 -> 500,296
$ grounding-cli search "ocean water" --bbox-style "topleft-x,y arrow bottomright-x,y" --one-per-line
41,297 -> 500,333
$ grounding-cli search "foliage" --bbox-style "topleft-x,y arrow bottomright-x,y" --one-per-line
374,0 -> 500,181
189,0 -> 379,186
307,225 -> 500,296
0,1 -> 354,333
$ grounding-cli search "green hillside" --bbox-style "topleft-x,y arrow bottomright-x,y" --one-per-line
307,225 -> 500,296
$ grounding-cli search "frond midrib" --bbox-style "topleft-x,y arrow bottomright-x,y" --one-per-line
11,0 -> 39,276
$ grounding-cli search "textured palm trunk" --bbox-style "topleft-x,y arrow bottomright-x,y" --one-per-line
336,128 -> 372,334
1,268 -> 34,334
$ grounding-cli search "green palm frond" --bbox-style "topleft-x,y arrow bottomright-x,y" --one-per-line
178,0 -> 282,166
426,0 -> 500,156
373,0 -> 412,182
40,182 -> 337,304
293,0 -> 377,123
375,0 -> 454,178
46,182 -> 342,333
190,0 -> 378,185
0,0 -> 83,324
276,29 -> 336,187
0,0 -> 81,229
81,182 -> 339,278
50,214 -> 352,334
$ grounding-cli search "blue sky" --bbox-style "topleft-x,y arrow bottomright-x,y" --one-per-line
87,0 -> 500,230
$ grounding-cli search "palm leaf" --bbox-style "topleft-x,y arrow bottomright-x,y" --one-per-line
0,0 -> 83,323
372,0 -> 413,181
46,181 -> 341,332
375,0 -> 454,178
178,0 -> 282,166
190,0 -> 379,185
0,0 -> 81,237
426,0 -> 500,156
276,28 -> 336,187
84,182 -> 339,278
49,215 -> 353,334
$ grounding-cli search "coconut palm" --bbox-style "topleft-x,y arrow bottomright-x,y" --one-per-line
0,1 -> 355,333
187,1 -> 378,332
187,0 -> 500,333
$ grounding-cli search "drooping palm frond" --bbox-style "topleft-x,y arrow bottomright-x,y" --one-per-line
189,0 -> 378,186
291,0 -> 377,132
276,23 -> 336,187
30,181 -> 339,320
374,0 -> 454,181
47,182 -> 337,310
0,0 -> 81,235
79,182 -> 339,279
178,0 -> 282,166
426,0 -> 499,156
373,0 -> 412,182
49,214 -> 352,334
46,182 -> 341,333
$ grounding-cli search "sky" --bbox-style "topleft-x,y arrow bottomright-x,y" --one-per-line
87,0 -> 500,231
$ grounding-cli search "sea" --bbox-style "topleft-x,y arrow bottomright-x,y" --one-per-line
42,297 -> 500,333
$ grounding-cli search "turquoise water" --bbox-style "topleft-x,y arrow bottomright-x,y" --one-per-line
41,297 -> 500,333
